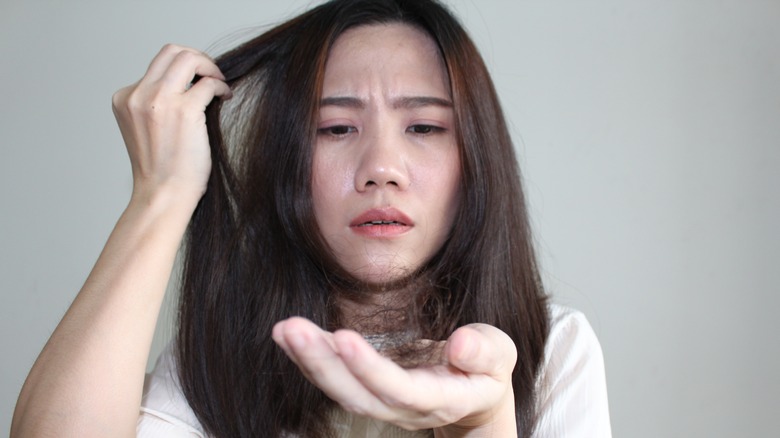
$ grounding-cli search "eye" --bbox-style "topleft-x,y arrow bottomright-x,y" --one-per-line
318,125 -> 356,137
407,124 -> 445,135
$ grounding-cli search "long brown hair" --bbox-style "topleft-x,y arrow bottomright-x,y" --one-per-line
177,1 -> 549,436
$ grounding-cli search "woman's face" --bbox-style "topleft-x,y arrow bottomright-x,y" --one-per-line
312,23 -> 461,284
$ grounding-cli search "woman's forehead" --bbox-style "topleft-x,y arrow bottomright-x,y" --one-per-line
322,23 -> 450,99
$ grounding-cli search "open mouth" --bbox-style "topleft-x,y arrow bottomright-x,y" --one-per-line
350,208 -> 413,237
359,220 -> 404,226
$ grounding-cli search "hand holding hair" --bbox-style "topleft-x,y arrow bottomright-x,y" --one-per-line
12,44 -> 232,438
111,44 -> 232,208
272,318 -> 519,437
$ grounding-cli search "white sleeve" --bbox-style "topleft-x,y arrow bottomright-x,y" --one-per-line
533,305 -> 612,438
137,343 -> 206,438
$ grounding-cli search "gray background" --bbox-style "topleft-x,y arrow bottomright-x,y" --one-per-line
2,1 -> 778,436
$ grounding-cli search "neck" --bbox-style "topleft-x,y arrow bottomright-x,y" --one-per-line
336,286 -> 412,334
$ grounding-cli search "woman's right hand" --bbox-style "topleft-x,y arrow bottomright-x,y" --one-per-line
112,44 -> 232,206
12,45 -> 232,438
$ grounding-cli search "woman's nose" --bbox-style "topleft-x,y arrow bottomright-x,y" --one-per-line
354,131 -> 410,192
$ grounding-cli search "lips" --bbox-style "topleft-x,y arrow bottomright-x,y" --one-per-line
349,208 -> 413,237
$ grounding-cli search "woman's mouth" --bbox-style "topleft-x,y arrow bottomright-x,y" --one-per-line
350,208 -> 413,237
358,220 -> 402,226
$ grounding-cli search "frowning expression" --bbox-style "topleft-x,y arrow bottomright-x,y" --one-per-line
312,23 -> 461,284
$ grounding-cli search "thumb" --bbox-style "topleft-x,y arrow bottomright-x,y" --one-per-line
445,324 -> 517,378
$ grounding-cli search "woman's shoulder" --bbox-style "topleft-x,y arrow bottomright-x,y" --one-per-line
534,303 -> 612,437
137,343 -> 205,437
546,303 -> 601,348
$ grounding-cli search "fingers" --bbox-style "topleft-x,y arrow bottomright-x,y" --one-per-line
271,317 -> 337,361
144,44 -> 192,80
272,319 -> 393,417
332,328 -> 511,429
272,318 -> 518,431
333,331 -> 429,407
143,44 -> 222,83
332,330 -> 432,417
113,44 -> 230,118
334,330 -> 487,427
137,44 -> 229,103
161,49 -> 226,90
445,324 -> 517,378
111,43 -> 231,204
274,320 -> 441,427
186,76 -> 232,106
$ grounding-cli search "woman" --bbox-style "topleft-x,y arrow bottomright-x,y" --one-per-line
12,0 -> 610,437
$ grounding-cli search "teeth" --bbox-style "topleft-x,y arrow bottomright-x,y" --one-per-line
362,220 -> 399,226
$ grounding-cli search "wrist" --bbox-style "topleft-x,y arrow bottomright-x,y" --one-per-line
433,390 -> 517,438
124,188 -> 202,242
129,182 -> 203,219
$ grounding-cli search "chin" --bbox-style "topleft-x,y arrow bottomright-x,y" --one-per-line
349,259 -> 421,288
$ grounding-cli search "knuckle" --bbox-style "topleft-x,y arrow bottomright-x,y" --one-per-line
111,89 -> 125,111
380,392 -> 416,411
125,90 -> 144,110
160,43 -> 181,55
198,76 -> 216,86
111,84 -> 137,112
175,49 -> 199,64
197,77 -> 226,94
123,90 -> 171,121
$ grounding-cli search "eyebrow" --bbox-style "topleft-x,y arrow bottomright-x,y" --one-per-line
320,96 -> 453,110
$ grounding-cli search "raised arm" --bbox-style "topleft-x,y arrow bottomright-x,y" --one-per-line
11,44 -> 231,438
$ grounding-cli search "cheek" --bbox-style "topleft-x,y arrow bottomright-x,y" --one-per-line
441,170 -> 462,230
439,153 -> 462,230
311,154 -> 332,226
311,148 -> 352,227
416,152 -> 461,234
433,149 -> 461,198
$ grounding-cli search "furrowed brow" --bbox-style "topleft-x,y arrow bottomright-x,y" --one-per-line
320,96 -> 365,109
391,96 -> 453,110
319,96 -> 453,111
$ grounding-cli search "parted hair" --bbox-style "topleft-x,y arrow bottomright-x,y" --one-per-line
177,0 -> 549,436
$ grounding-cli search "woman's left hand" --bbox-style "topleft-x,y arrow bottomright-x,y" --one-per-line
272,318 -> 518,437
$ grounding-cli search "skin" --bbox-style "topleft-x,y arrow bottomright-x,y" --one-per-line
12,25 -> 518,438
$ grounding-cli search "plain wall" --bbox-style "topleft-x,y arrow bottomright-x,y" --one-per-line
2,1 -> 778,436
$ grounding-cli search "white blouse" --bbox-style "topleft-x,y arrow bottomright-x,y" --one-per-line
137,304 -> 611,437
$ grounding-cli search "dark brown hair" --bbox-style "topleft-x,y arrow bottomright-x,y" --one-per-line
177,0 -> 549,436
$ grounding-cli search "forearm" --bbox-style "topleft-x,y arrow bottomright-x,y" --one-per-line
12,192 -> 196,438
